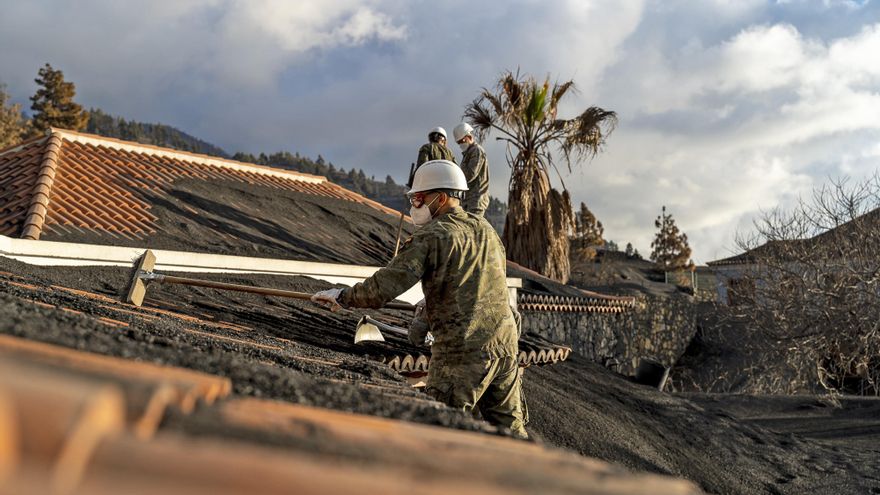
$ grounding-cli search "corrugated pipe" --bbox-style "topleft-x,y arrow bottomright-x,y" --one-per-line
21,131 -> 63,240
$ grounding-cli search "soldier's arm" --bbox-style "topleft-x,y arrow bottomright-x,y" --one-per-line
458,151 -> 473,210
339,235 -> 430,308
446,146 -> 457,164
471,196 -> 488,217
461,148 -> 486,211
460,147 -> 478,182
417,144 -> 430,166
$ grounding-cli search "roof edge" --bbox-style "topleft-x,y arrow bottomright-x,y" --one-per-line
0,235 -> 524,306
706,259 -> 753,267
49,127 -> 328,185
506,260 -> 636,305
324,181 -> 404,218
0,133 -> 49,157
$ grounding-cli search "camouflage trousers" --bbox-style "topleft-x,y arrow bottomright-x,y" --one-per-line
426,355 -> 529,439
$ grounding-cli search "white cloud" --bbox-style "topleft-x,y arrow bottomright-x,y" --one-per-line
237,0 -> 406,49
0,0 -> 408,93
206,0 -> 408,87
714,24 -> 813,92
575,14 -> 880,263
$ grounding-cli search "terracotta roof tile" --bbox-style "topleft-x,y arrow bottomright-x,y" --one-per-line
0,129 -> 400,240
0,139 -> 45,237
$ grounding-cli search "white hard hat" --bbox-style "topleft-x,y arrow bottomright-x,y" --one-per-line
428,127 -> 447,140
408,160 -> 467,194
453,123 -> 474,142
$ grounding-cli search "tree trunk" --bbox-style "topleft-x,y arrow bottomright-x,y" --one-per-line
503,166 -> 573,283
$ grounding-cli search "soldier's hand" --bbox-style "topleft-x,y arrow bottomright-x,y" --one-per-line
311,288 -> 343,312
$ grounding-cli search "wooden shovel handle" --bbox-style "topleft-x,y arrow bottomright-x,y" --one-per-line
157,275 -> 416,311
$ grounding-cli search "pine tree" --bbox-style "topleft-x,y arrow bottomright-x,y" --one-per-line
0,84 -> 31,148
624,242 -> 644,260
30,64 -> 88,134
650,206 -> 694,271
574,202 -> 604,248
232,152 -> 257,163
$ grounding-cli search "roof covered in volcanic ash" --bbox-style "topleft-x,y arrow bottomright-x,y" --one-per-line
0,128 -> 409,266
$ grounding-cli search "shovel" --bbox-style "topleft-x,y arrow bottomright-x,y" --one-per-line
124,250 -> 416,312
355,315 -> 433,346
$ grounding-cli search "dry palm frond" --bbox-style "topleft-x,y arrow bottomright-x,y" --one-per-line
550,80 -> 575,108
500,71 -> 522,112
484,92 -> 505,120
464,98 -> 496,143
561,107 -> 618,166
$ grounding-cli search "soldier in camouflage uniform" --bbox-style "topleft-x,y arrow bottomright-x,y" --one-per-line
453,123 -> 490,217
416,127 -> 457,167
312,160 -> 528,439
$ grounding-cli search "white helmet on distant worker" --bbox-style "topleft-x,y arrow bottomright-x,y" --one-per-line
408,160 -> 467,194
428,127 -> 447,140
452,123 -> 473,142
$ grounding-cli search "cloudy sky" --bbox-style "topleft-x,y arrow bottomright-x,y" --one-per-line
2,0 -> 880,263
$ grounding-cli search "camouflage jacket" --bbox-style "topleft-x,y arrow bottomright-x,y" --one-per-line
460,143 -> 490,217
339,206 -> 518,362
416,142 -> 457,166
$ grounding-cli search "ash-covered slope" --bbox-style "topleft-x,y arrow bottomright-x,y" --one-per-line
525,356 -> 880,494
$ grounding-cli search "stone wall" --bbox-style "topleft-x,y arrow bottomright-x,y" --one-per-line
521,293 -> 697,375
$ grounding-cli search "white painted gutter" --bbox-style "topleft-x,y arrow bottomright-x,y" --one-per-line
0,235 -> 522,306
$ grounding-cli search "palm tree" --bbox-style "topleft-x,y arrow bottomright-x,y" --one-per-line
464,70 -> 617,282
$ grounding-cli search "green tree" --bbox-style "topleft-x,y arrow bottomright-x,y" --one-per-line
465,70 -> 617,282
575,202 -> 604,248
30,64 -> 88,134
650,206 -> 693,271
0,84 -> 31,148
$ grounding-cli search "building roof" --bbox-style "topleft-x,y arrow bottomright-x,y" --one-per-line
708,207 -> 880,268
0,129 -> 404,265
706,240 -> 787,267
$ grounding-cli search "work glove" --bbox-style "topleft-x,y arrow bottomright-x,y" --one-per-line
311,288 -> 343,312
408,299 -> 431,347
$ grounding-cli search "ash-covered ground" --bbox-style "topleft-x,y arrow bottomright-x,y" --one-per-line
4,258 -> 880,493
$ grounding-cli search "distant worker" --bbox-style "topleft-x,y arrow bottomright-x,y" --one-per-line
453,123 -> 490,217
311,160 -> 527,439
416,127 -> 456,166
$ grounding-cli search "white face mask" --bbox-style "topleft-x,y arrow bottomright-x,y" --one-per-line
410,195 -> 440,227
458,141 -> 469,152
